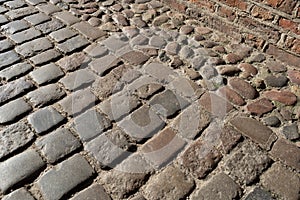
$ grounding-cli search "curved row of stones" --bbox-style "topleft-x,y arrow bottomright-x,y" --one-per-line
0,0 -> 299,200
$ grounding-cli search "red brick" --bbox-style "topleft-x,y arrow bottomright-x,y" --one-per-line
270,139 -> 300,170
279,18 -> 300,35
265,44 -> 300,68
164,0 -> 186,12
219,0 -> 248,11
230,117 -> 277,150
251,5 -> 273,21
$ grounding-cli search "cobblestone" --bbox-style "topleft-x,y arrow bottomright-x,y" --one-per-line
15,37 -> 53,58
246,98 -> 274,116
0,40 -> 13,52
0,149 -> 45,194
0,50 -> 21,70
35,19 -> 64,34
57,52 -> 89,72
229,78 -> 258,99
26,84 -> 65,107
0,122 -> 34,160
3,188 -> 35,200
143,165 -> 194,200
261,162 -> 300,200
70,184 -> 111,200
49,27 -> 77,42
5,7 -> 38,20
89,54 -> 120,76
0,78 -> 34,104
28,107 -> 65,135
60,69 -> 96,91
54,11 -> 80,26
282,123 -> 299,140
0,15 -> 8,25
264,90 -> 297,105
190,173 -> 241,200
57,35 -> 89,54
36,3 -> 61,15
73,109 -> 111,142
121,50 -> 150,65
243,187 -> 274,200
24,13 -> 50,25
1,20 -> 30,34
0,98 -> 32,124
72,21 -> 106,40
36,128 -> 81,163
30,49 -> 61,65
9,27 -> 42,44
30,63 -> 64,85
36,154 -> 94,200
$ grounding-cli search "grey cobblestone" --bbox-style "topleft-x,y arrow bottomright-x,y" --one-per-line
26,84 -> 65,107
27,107 -> 65,135
243,187 -> 274,200
59,69 -> 96,91
84,43 -> 108,58
72,21 -> 106,40
0,6 -> 7,14
36,154 -> 94,200
36,128 -> 81,163
49,27 -> 77,42
57,35 -> 89,54
15,37 -> 53,58
89,54 -> 120,76
30,49 -> 61,65
0,98 -> 32,124
35,19 -> 64,34
73,109 -> 111,142
5,7 -> 38,20
53,11 -> 80,26
0,77 -> 33,103
0,15 -> 8,25
36,3 -> 61,15
70,184 -> 111,200
25,0 -> 46,5
9,27 -> 42,44
0,50 -> 21,69
0,122 -> 34,160
0,40 -> 13,52
24,13 -> 50,25
56,52 -> 89,72
0,149 -> 45,193
3,188 -> 35,200
30,63 -> 64,85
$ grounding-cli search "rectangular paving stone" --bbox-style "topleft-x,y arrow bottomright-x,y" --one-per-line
15,37 -> 53,58
98,92 -> 141,121
4,0 -> 26,9
0,15 -> 8,25
36,3 -> 61,15
27,106 -> 65,135
141,127 -> 186,168
143,62 -> 177,83
59,69 -> 96,91
26,84 -> 65,107
54,11 -> 80,26
149,89 -> 190,118
0,122 -> 34,160
24,12 -> 50,25
72,21 -> 106,41
0,6 -> 8,14
0,39 -> 13,52
49,27 -> 77,42
190,173 -> 242,200
29,63 -> 64,85
5,7 -> 38,20
0,50 -> 21,69
3,188 -> 35,200
30,49 -> 61,65
1,20 -> 29,34
0,149 -> 45,194
0,62 -> 32,81
270,138 -> 300,170
36,128 -> 81,163
89,54 -> 121,76
25,0 -> 46,5
70,184 -> 111,200
9,27 -> 42,44
56,52 -> 90,72
119,105 -> 165,142
35,19 -> 64,34
59,89 -> 98,116
0,98 -> 32,124
74,109 -> 111,142
102,35 -> 128,52
243,187 -> 274,200
0,77 -> 34,104
84,43 -> 108,58
36,154 -> 94,200
121,50 -> 149,65
229,116 -> 277,150
57,35 -> 89,54
85,133 -> 130,168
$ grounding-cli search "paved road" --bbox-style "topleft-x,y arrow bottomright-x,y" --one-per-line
0,0 -> 299,199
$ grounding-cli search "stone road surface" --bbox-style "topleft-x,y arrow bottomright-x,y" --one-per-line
0,0 -> 299,200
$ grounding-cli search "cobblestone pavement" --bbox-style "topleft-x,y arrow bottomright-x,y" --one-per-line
0,0 -> 299,200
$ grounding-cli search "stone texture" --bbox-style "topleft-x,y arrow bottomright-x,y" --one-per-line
60,69 -> 96,91
199,92 -> 234,118
243,187 -> 274,200
36,154 -> 94,200
0,78 -> 33,104
15,37 -> 53,58
28,107 -> 65,135
246,98 -> 274,116
30,49 -> 61,65
36,3 -> 61,15
179,121 -> 241,178
261,162 -> 300,200
0,98 -> 32,124
0,50 -> 21,69
121,51 -> 149,65
282,123 -> 299,140
265,75 -> 287,87
57,35 -> 89,54
36,128 -> 81,163
270,139 -> 300,170
70,184 -> 111,200
59,89 -> 97,116
24,13 -> 50,25
141,128 -> 186,168
171,103 -> 211,139
288,70 -> 300,85
264,90 -> 297,105
72,22 -> 106,40
30,63 -> 64,85
2,188 -> 35,200
74,109 -> 111,142
35,19 -> 64,34
57,52 -> 89,72
143,165 -> 194,200
0,149 -> 45,193
5,7 -> 38,20
218,86 -> 245,106
1,20 -> 29,34
102,35 -> 128,52
230,117 -> 277,150
84,44 -> 108,58
89,54 -> 121,76
49,27 -> 77,42
144,62 -> 176,83
0,122 -> 34,159
149,89 -> 189,118
0,40 -> 13,52
190,173 -> 242,200
222,141 -> 271,185
229,78 -> 258,99
118,105 -> 165,142
9,27 -> 41,44
54,11 -> 80,25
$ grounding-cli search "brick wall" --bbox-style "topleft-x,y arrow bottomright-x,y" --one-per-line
163,0 -> 300,67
